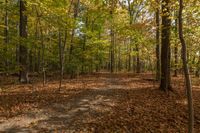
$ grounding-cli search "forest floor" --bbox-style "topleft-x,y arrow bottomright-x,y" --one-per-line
0,73 -> 200,132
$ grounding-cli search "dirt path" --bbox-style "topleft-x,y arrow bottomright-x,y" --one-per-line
0,73 -> 200,132
0,74 -> 127,132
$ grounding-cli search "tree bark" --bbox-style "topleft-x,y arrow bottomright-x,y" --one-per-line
19,0 -> 29,83
68,0 -> 80,78
58,31 -> 62,90
174,11 -> 178,77
160,0 -> 171,91
110,28 -> 115,73
136,44 -> 140,73
110,0 -> 115,73
40,28 -> 46,86
4,0 -> 9,74
58,30 -> 67,90
178,0 -> 194,132
156,0 -> 160,80
81,16 -> 88,74
118,44 -> 121,71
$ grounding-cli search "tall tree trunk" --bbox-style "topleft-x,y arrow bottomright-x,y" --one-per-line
58,30 -> 67,90
118,44 -> 121,71
68,0 -> 80,78
110,0 -> 115,73
174,11 -> 178,77
125,41 -> 128,70
128,0 -> 133,72
128,43 -> 131,71
110,28 -> 115,73
40,28 -> 46,86
136,44 -> 140,73
16,23 -> 20,68
29,49 -> 33,72
156,0 -> 160,80
81,16 -> 88,74
36,48 -> 41,73
58,31 -> 62,90
4,0 -> 9,74
160,0 -> 171,91
178,0 -> 194,132
19,0 -> 29,83
34,20 -> 39,73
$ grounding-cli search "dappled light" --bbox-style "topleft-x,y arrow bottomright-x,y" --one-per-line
0,73 -> 200,132
0,0 -> 200,132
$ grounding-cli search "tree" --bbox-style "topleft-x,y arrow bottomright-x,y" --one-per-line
174,10 -> 178,77
160,0 -> 171,91
178,0 -> 194,132
155,0 -> 160,80
4,0 -> 9,74
68,0 -> 80,78
109,0 -> 115,73
19,0 -> 29,83
58,30 -> 67,90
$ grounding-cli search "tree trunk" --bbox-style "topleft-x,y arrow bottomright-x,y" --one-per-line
136,44 -> 140,73
110,0 -> 115,73
58,30 -> 67,90
58,31 -> 62,90
128,43 -> 131,72
118,45 -> 121,71
19,0 -> 29,83
125,41 -> 128,70
178,0 -> 194,132
160,0 -> 171,91
81,16 -> 88,74
110,28 -> 115,73
4,0 -> 9,74
29,49 -> 33,72
40,28 -> 46,86
174,12 -> 178,77
155,1 -> 160,80
68,0 -> 80,78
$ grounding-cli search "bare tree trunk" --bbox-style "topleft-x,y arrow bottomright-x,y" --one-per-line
136,44 -> 140,73
174,11 -> 178,77
19,0 -> 29,83
160,0 -> 171,91
58,31 -> 62,90
36,9 -> 46,83
125,41 -> 128,70
37,49 -> 41,73
110,28 -> 115,73
155,0 -> 160,80
178,0 -> 194,132
110,0 -> 115,73
33,21 -> 39,73
81,16 -> 88,74
128,43 -> 131,71
58,30 -> 67,91
40,28 -> 46,86
4,0 -> 9,74
118,45 -> 121,71
29,49 -> 33,72
68,0 -> 80,78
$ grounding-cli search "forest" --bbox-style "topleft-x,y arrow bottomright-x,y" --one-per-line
0,0 -> 200,132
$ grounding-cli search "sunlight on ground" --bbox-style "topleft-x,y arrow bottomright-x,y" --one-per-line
175,99 -> 187,105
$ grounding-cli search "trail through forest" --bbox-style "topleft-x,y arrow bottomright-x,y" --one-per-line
0,73 -> 200,132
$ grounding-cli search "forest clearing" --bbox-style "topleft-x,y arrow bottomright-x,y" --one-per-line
0,0 -> 200,132
0,73 -> 200,132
